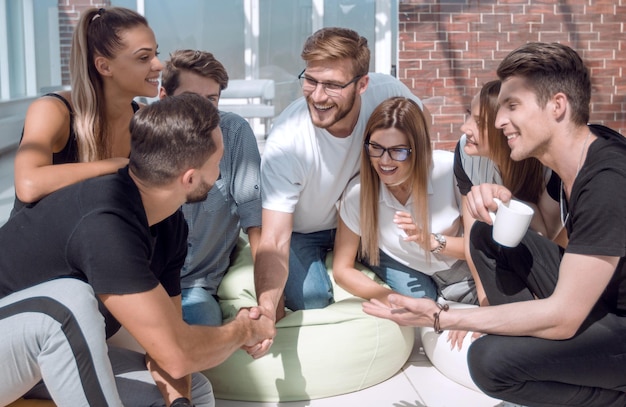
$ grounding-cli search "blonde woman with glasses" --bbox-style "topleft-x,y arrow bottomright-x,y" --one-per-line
333,97 -> 476,307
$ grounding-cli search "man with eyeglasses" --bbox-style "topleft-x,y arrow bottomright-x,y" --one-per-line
248,27 -> 429,358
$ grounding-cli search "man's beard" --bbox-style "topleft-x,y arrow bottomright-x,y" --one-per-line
186,179 -> 212,203
307,88 -> 357,130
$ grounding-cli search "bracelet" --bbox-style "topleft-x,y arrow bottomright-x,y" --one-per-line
170,397 -> 194,407
433,302 -> 449,334
430,233 -> 446,254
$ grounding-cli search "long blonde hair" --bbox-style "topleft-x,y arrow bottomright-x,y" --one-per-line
360,97 -> 432,265
70,7 -> 148,162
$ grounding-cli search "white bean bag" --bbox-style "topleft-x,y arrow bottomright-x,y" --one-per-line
203,240 -> 415,402
419,300 -> 481,392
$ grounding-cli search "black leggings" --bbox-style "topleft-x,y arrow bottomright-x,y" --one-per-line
467,222 -> 626,407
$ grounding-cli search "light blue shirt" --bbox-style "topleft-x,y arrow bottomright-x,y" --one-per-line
180,111 -> 262,293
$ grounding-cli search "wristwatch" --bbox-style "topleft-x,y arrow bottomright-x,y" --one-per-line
170,397 -> 195,407
430,233 -> 446,254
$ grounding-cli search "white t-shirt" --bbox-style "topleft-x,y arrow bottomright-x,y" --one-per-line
339,150 -> 462,275
261,73 -> 423,234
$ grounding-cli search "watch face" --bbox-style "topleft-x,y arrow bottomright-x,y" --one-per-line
431,233 -> 446,254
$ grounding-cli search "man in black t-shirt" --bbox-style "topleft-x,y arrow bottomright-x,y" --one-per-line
0,93 -> 274,407
363,42 -> 626,407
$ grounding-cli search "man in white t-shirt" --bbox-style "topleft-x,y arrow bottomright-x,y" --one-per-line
248,27 -> 429,358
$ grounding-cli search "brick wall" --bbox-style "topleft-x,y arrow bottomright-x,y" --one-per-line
398,0 -> 626,150
58,0 -> 110,85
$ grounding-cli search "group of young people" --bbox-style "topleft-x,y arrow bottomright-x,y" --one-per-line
0,5 -> 624,407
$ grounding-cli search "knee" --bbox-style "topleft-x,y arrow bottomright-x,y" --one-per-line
469,221 -> 493,252
182,296 -> 222,326
301,288 -> 334,310
467,336 -> 511,397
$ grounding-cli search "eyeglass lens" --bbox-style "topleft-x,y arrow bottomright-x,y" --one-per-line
365,143 -> 410,161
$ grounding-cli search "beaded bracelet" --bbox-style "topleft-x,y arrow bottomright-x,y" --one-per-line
433,302 -> 449,334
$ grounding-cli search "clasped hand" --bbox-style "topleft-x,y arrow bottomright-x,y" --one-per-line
239,305 -> 276,359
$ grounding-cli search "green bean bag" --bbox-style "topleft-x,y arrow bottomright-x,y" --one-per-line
203,239 -> 414,402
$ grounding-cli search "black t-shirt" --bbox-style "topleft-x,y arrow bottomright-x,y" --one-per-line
564,124 -> 626,314
0,167 -> 187,333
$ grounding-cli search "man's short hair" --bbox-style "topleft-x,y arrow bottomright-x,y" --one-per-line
161,49 -> 229,96
301,27 -> 370,77
497,42 -> 591,126
129,93 -> 220,185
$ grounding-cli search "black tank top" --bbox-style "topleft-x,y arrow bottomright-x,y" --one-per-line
11,93 -> 140,214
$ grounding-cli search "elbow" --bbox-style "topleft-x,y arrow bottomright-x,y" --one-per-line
150,346 -> 197,379
158,354 -> 196,379
332,267 -> 348,289
547,317 -> 583,340
15,181 -> 42,204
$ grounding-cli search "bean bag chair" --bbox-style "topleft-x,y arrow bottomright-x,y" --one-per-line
419,300 -> 481,392
203,239 -> 415,402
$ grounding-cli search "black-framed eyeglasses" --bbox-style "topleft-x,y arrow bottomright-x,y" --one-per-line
364,142 -> 412,162
298,69 -> 362,96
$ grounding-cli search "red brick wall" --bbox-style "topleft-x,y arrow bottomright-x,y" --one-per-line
58,0 -> 110,85
398,0 -> 626,150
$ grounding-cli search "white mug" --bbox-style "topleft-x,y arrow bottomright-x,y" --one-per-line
488,198 -> 534,247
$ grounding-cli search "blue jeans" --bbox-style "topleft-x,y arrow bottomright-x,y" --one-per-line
181,287 -> 222,326
284,229 -> 335,311
364,250 -> 438,300
468,221 -> 626,406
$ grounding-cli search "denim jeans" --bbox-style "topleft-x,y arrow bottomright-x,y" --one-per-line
181,286 -> 223,326
467,221 -> 626,406
364,250 -> 438,300
283,229 -> 335,311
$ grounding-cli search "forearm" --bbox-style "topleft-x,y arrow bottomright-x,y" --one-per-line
15,159 -> 126,203
335,266 -> 394,303
440,299 -> 575,339
254,243 -> 289,315
162,316 -> 256,377
146,354 -> 191,404
461,203 -> 488,305
431,234 -> 465,260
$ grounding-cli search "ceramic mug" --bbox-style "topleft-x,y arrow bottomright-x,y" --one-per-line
488,198 -> 534,247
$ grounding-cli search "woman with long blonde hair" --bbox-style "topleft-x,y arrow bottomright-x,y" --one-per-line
456,80 -> 562,306
12,6 -> 162,213
333,97 -> 475,306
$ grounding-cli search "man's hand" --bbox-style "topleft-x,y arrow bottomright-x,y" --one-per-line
238,306 -> 276,359
362,294 -> 439,327
465,183 -> 512,224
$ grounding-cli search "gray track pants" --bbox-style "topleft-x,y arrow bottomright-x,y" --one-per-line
0,279 -> 214,407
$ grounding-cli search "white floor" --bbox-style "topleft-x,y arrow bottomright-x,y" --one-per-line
0,149 -> 504,407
